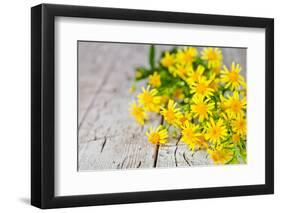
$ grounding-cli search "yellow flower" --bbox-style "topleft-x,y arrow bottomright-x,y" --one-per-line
161,52 -> 175,68
160,99 -> 182,125
186,64 -> 205,85
148,72 -> 161,87
232,115 -> 247,136
205,118 -> 228,144
221,62 -> 245,91
190,76 -> 214,98
191,96 -> 214,122
201,48 -> 222,68
146,125 -> 168,145
208,145 -> 233,164
173,88 -> 185,100
169,64 -> 189,79
181,121 -> 201,151
129,101 -> 148,125
138,86 -> 161,112
176,47 -> 198,66
232,133 -> 241,143
225,91 -> 246,118
177,111 -> 192,126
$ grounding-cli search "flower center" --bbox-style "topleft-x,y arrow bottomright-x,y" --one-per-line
211,126 -> 221,139
195,103 -> 207,115
238,121 -> 245,128
143,92 -> 153,104
149,133 -> 160,144
228,71 -> 239,82
196,83 -> 207,95
163,57 -> 173,67
150,77 -> 160,86
207,51 -> 217,60
230,100 -> 242,113
166,110 -> 175,122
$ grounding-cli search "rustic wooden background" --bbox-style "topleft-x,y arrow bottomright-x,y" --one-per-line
78,42 -> 246,171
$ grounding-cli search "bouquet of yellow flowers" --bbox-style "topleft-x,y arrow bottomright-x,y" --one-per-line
129,45 -> 247,165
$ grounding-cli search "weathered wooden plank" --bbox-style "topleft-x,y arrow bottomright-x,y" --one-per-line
78,43 -> 124,126
79,44 -> 148,141
78,44 -> 161,171
79,131 -> 158,170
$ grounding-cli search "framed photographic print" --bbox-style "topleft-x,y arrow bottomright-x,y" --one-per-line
31,3 -> 274,209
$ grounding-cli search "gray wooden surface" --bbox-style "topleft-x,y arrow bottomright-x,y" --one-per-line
78,42 -> 246,171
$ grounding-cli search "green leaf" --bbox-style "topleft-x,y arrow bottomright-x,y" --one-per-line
149,45 -> 155,69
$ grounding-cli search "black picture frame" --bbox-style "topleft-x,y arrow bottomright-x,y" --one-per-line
31,3 -> 274,209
